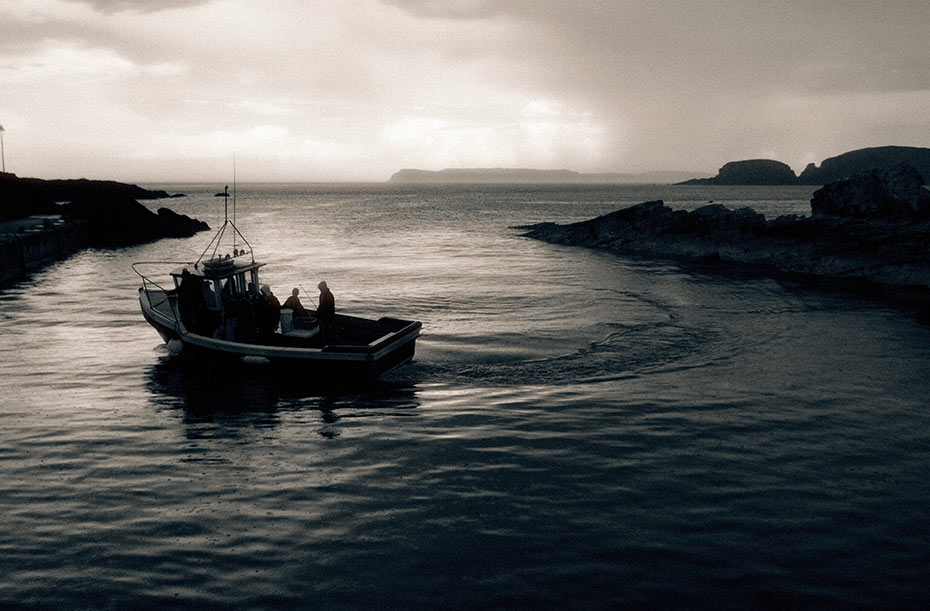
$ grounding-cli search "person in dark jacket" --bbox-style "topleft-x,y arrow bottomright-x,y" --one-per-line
282,287 -> 307,316
317,281 -> 335,344
175,269 -> 204,332
258,284 -> 281,336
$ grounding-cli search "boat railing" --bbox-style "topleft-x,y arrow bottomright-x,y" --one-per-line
132,261 -> 192,331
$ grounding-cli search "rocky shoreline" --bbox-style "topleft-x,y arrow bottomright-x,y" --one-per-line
0,172 -> 208,245
0,172 -> 209,286
522,164 -> 930,300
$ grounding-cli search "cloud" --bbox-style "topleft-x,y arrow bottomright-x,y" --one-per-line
3,0 -> 930,180
381,99 -> 605,170
0,42 -> 135,83
380,0 -> 507,20
66,0 -> 211,14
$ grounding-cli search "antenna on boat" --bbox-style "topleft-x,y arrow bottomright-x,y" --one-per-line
195,169 -> 254,267
233,152 -> 237,252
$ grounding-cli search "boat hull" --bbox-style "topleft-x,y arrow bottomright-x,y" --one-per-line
138,288 -> 420,381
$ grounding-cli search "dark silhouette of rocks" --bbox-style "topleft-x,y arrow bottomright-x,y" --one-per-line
61,196 -> 209,246
681,159 -> 798,185
811,164 -> 930,220
0,172 -> 207,245
522,165 -> 930,291
798,146 -> 930,185
680,146 -> 930,186
1,173 -> 174,213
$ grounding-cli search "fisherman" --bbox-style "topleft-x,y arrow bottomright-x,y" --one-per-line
317,281 -> 336,344
258,284 -> 281,336
282,287 -> 308,316
175,268 -> 204,332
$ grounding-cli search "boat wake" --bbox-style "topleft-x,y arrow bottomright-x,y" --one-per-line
395,320 -> 716,387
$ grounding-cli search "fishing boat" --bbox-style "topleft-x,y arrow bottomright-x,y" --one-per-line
132,187 -> 421,381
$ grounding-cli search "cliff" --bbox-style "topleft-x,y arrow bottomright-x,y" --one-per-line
522,164 -> 930,292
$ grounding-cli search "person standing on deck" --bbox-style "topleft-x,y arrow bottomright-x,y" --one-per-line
259,284 -> 281,335
317,281 -> 335,344
175,269 -> 204,332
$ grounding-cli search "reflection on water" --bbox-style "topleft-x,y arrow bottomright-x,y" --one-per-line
145,357 -> 422,439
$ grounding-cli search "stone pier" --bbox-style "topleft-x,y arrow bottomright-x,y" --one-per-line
0,216 -> 90,287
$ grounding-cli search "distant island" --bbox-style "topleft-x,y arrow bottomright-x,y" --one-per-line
389,168 -> 709,184
681,146 -> 930,186
391,147 -> 930,186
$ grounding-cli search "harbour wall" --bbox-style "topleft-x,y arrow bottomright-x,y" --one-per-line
0,217 -> 91,287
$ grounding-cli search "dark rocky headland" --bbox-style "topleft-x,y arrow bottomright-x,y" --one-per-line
1,172 -> 208,286
522,164 -> 930,300
682,145 -> 930,186
0,172 -> 207,245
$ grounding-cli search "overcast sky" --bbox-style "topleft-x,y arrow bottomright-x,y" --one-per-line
3,0 -> 930,182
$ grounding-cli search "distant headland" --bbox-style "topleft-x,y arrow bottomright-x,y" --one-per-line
389,168 -> 709,184
681,146 -> 930,185
391,146 -> 930,186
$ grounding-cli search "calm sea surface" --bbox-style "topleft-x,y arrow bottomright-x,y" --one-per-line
2,183 -> 930,609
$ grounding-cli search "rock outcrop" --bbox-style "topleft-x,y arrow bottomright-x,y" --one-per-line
61,195 -> 209,246
0,172 -> 207,245
798,146 -> 930,185
811,164 -> 930,220
523,165 -> 930,291
679,146 -> 930,186
681,159 -> 798,185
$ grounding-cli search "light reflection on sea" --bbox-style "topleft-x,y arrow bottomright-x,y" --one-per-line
2,183 -> 930,608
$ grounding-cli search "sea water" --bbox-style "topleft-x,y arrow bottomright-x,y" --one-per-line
2,183 -> 930,608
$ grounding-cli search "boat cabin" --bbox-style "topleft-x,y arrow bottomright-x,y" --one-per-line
170,255 -> 265,314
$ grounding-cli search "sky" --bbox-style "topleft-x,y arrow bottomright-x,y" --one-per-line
2,0 -> 930,182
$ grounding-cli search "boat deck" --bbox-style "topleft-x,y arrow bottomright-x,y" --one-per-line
144,288 -> 406,350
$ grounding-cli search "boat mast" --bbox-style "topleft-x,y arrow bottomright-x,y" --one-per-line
233,153 -> 237,252
195,163 -> 253,266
